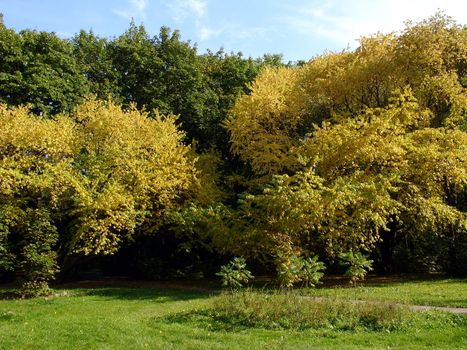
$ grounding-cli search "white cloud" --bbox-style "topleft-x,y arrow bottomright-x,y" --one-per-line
281,0 -> 467,47
186,0 -> 207,17
113,0 -> 149,20
196,20 -> 270,43
168,0 -> 207,22
199,25 -> 222,40
130,0 -> 148,12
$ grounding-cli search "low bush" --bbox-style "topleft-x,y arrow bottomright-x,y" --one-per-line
276,254 -> 326,288
216,257 -> 253,289
339,251 -> 373,286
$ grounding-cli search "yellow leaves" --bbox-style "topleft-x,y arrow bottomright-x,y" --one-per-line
229,71 -> 466,256
407,196 -> 466,235
222,14 -> 467,261
0,99 -> 197,255
188,149 -> 226,205
0,104 -> 76,159
66,99 -> 197,253
71,181 -> 137,255
404,128 -> 467,196
236,168 -> 400,256
226,13 -> 466,180
397,13 -> 467,75
226,66 -> 303,175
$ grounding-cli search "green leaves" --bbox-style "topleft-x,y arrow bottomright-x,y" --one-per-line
276,254 -> 326,288
216,257 -> 253,289
0,27 -> 89,115
18,208 -> 58,297
339,251 -> 373,286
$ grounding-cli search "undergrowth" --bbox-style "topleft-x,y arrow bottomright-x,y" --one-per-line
160,290 -> 466,333
207,290 -> 411,331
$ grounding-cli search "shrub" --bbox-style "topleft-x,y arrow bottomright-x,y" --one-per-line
339,251 -> 373,286
276,254 -> 326,288
216,257 -> 253,289
276,254 -> 303,288
300,255 -> 326,287
0,226 -> 14,274
18,209 -> 59,298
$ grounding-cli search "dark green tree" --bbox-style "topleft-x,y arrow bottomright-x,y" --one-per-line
110,22 -> 161,111
152,26 -> 217,148
0,26 -> 89,115
201,49 -> 261,152
72,30 -> 121,101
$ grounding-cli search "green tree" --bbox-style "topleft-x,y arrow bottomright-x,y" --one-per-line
111,22 -> 161,111
72,30 -> 120,101
200,49 -> 261,152
0,26 -> 89,115
111,24 -> 219,149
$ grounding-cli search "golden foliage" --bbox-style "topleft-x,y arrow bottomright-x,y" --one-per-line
225,13 -> 467,257
227,14 -> 466,179
0,99 -> 197,255
225,66 -> 303,175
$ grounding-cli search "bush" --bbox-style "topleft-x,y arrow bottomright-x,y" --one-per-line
276,254 -> 326,288
18,209 -> 59,297
300,255 -> 326,287
216,257 -> 253,289
0,226 -> 14,274
339,251 -> 373,286
210,290 -> 410,331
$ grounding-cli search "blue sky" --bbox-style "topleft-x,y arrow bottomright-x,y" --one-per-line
1,0 -> 466,61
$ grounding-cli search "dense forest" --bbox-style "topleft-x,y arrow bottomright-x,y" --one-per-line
0,12 -> 466,296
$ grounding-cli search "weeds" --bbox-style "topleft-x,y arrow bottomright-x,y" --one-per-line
208,290 -> 411,331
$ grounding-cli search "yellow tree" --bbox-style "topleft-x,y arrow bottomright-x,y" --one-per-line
226,14 -> 466,175
225,66 -> 303,176
0,99 -> 199,293
0,104 -> 76,295
229,89 -> 466,274
65,99 -> 197,255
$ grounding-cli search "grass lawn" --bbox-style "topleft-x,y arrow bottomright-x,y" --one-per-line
304,276 -> 467,307
0,279 -> 466,349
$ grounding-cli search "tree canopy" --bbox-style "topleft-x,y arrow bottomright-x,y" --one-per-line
223,14 -> 466,273
0,13 -> 466,293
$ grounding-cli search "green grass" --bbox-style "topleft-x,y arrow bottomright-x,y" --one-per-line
305,277 -> 467,307
207,290 -> 412,331
0,280 -> 466,349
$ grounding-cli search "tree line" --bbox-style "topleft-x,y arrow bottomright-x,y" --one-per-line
0,13 -> 466,295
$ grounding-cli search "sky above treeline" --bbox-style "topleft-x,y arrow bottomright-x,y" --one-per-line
1,0 -> 467,62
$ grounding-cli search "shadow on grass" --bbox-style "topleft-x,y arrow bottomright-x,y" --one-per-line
0,284 -> 213,302
72,287 -> 212,302
0,289 -> 17,300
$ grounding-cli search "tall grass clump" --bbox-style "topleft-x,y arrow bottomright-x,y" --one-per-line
210,290 -> 411,331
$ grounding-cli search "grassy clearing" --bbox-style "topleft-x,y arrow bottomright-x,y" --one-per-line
305,277 -> 467,307
0,281 -> 466,349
